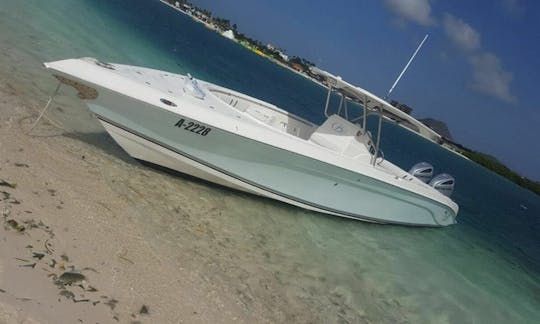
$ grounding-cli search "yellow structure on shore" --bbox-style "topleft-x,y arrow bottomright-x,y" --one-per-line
253,49 -> 266,57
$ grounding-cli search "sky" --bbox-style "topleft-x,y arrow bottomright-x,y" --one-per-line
189,0 -> 540,180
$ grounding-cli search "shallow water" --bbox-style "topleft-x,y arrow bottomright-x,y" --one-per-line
1,0 -> 539,322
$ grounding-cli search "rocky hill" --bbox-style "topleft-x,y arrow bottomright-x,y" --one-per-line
419,118 -> 453,140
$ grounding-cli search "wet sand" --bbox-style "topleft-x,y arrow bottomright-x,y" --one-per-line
0,82 -> 263,323
0,68 -> 385,323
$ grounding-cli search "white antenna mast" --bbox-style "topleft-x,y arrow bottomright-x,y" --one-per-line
385,34 -> 429,100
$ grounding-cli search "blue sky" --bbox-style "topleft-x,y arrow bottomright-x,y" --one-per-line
189,0 -> 539,180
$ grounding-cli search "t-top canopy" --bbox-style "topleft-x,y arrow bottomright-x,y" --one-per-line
310,67 -> 442,143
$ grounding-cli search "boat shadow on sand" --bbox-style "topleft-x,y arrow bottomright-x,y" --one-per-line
63,130 -> 256,198
63,131 -> 137,165
63,131 -> 350,224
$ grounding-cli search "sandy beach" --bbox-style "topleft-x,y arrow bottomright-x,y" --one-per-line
0,45 -> 381,323
0,80 -> 263,323
0,69 -> 372,323
1,1 -> 539,322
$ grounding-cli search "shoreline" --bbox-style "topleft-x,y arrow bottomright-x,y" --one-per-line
158,0 -> 328,88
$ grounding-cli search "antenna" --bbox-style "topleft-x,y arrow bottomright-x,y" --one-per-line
385,34 -> 429,100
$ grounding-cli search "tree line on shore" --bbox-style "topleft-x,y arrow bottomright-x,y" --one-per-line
163,0 -> 318,76
452,143 -> 540,196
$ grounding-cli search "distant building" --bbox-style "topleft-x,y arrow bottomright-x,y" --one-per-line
291,63 -> 304,72
221,30 -> 235,40
390,100 -> 413,115
254,48 -> 265,57
194,11 -> 209,22
266,44 -> 289,61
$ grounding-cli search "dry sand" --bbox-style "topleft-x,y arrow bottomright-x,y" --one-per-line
0,81 -> 261,323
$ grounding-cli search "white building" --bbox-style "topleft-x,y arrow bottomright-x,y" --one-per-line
221,30 -> 235,40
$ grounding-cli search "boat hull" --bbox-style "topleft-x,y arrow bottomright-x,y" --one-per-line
86,86 -> 456,226
99,119 -> 371,220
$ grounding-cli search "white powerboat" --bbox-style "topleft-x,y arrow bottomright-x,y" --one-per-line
43,58 -> 458,226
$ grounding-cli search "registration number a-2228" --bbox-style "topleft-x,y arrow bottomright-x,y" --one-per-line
174,118 -> 212,136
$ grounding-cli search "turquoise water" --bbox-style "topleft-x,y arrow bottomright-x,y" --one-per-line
1,0 -> 539,322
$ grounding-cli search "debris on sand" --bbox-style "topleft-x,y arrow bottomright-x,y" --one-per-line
104,298 -> 119,310
85,285 -> 98,292
6,219 -> 25,232
1,206 -> 11,217
139,305 -> 149,315
44,239 -> 54,254
82,267 -> 98,273
14,257 -> 30,262
55,272 -> 86,286
22,219 -> 40,230
59,289 -> 75,300
0,179 -> 16,189
73,298 -> 90,303
32,252 -> 45,260
19,263 -> 37,269
1,190 -> 10,200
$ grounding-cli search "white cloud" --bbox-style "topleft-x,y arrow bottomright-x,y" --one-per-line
441,13 -> 517,104
384,0 -> 435,26
382,0 -> 518,105
469,52 -> 517,104
443,14 -> 481,52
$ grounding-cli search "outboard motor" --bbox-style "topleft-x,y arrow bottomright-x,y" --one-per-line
429,174 -> 455,197
409,162 -> 434,183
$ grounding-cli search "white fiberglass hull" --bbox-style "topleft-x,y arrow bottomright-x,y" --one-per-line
89,91 -> 455,226
44,58 -> 458,226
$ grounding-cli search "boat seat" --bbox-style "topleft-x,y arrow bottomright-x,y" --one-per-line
309,115 -> 370,157
246,107 -> 276,124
